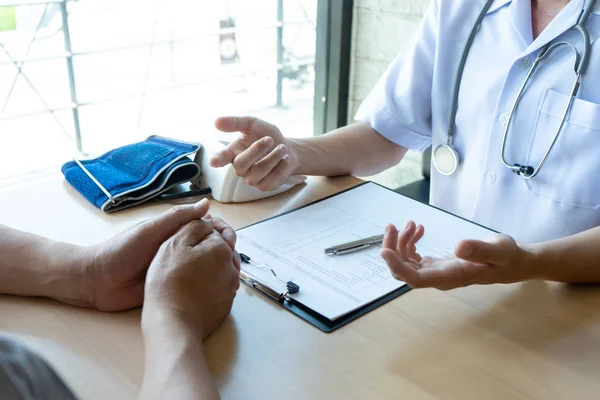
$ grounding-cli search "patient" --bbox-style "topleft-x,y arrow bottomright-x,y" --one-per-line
0,199 -> 236,400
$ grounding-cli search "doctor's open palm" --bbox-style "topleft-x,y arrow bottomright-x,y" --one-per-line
381,221 -> 535,290
210,116 -> 298,192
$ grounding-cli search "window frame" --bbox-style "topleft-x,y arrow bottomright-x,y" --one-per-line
313,0 -> 354,136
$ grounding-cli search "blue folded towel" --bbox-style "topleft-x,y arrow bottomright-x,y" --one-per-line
62,136 -> 201,212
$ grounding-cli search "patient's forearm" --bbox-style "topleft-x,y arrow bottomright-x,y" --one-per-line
0,224 -> 88,306
140,307 -> 219,400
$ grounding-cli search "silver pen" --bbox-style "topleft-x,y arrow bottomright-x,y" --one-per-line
324,234 -> 384,255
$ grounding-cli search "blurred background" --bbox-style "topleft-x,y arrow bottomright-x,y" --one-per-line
0,0 -> 430,191
0,0 -> 317,184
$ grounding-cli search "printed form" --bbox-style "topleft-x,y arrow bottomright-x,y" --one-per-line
236,182 -> 495,321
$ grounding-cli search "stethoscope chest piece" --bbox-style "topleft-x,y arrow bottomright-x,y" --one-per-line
433,144 -> 460,175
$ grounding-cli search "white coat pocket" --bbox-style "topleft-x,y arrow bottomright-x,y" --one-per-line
525,88 -> 600,209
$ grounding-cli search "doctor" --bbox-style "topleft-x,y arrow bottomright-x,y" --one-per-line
211,0 -> 600,290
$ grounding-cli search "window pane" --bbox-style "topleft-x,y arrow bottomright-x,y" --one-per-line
0,59 -> 73,112
0,0 -> 318,183
0,109 -> 75,183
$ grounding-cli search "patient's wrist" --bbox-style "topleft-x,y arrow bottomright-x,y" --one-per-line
45,243 -> 92,308
141,301 -> 204,339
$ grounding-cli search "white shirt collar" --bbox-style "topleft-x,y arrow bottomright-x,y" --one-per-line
485,0 -> 512,15
525,0 -> 586,54
486,0 -> 600,15
484,0 -> 598,55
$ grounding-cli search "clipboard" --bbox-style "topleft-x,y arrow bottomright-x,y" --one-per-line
236,181 -> 412,333
236,181 -> 495,333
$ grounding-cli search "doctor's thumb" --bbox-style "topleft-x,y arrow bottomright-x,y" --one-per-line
455,239 -> 499,265
209,152 -> 229,168
455,235 -> 516,265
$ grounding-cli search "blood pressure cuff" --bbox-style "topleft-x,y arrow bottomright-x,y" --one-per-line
61,136 -> 201,213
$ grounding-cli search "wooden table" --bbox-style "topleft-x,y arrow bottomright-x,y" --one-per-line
1,174 -> 600,400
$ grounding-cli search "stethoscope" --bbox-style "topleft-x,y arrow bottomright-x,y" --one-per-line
433,0 -> 598,179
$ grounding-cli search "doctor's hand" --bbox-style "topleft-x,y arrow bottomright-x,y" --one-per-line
83,199 -> 212,312
210,116 -> 298,191
380,221 -> 537,290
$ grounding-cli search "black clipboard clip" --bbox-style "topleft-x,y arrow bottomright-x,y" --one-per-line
239,253 -> 299,302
